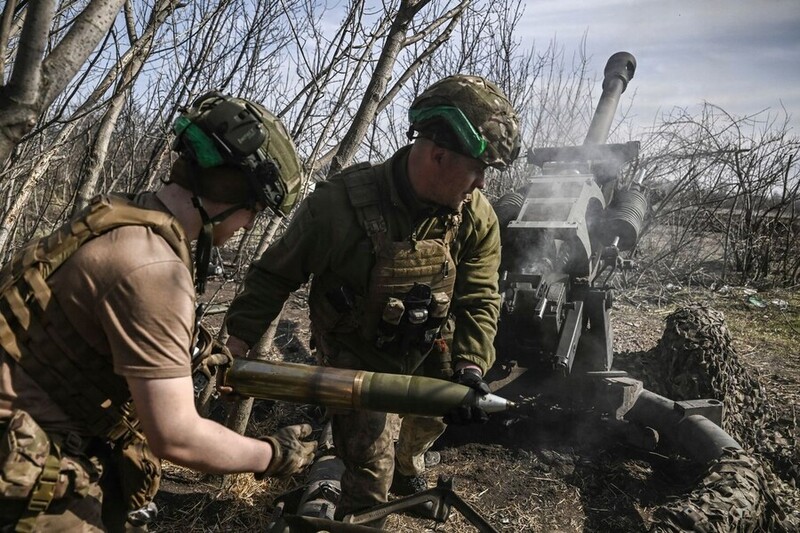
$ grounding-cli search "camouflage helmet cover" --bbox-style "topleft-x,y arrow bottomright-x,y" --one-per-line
173,92 -> 303,216
409,75 -> 521,169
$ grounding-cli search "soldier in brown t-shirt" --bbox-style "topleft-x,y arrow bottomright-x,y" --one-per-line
0,92 -> 316,531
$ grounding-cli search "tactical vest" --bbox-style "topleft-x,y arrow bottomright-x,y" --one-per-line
0,193 -> 192,440
311,163 -> 460,361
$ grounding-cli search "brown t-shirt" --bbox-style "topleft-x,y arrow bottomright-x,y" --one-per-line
0,194 -> 195,433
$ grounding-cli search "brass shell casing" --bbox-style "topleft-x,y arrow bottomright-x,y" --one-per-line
224,359 -> 513,416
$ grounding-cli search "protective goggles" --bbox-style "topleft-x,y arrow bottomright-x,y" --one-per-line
408,105 -> 488,159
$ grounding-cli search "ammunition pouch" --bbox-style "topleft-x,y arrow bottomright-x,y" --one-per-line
0,410 -> 59,506
113,431 -> 161,511
375,284 -> 451,354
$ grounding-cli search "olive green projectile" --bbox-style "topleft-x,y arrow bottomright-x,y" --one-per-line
223,359 -> 514,416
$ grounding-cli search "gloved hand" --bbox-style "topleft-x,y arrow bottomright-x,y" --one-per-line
444,367 -> 491,425
215,336 -> 249,400
192,326 -> 233,397
256,424 -> 318,479
194,347 -> 232,383
192,325 -> 233,379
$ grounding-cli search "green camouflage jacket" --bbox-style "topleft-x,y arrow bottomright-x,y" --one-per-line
225,146 -> 501,374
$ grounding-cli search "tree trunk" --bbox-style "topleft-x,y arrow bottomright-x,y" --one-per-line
224,312 -> 283,436
328,0 -> 432,177
0,0 -> 126,164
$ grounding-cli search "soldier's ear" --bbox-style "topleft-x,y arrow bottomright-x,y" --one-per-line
429,143 -> 447,167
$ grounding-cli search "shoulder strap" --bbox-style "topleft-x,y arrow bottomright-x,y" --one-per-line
0,193 -> 192,438
341,163 -> 390,254
1,193 -> 191,293
75,194 -> 192,272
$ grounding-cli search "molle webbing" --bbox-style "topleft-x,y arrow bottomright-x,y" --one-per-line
341,164 -> 390,254
340,165 -> 460,351
0,194 -> 192,438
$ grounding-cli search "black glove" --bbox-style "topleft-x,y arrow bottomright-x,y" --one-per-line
256,424 -> 318,480
444,367 -> 490,425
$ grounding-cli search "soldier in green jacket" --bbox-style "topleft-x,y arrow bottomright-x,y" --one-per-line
225,75 -> 520,521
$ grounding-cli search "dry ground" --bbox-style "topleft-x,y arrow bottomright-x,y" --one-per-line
152,281 -> 799,532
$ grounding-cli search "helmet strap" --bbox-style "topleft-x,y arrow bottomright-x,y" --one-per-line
186,160 -> 247,294
191,195 -> 214,295
192,195 -> 250,294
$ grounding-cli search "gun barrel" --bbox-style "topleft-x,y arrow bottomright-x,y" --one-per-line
223,358 -> 516,416
584,52 -> 637,146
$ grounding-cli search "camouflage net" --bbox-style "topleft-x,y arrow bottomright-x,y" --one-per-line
627,304 -> 799,532
651,448 -> 792,532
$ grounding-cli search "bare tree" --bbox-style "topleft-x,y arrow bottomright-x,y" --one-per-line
328,0 -> 435,176
70,0 -> 184,215
635,104 -> 799,286
0,0 -> 127,163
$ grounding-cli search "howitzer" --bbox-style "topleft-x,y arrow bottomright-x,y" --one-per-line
491,51 -> 647,385
222,358 -> 515,417
483,52 -> 742,466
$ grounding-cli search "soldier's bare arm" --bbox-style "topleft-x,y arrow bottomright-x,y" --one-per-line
127,375 -> 272,474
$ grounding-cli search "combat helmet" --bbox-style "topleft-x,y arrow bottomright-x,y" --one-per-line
408,75 -> 520,170
172,91 -> 303,216
171,91 -> 303,292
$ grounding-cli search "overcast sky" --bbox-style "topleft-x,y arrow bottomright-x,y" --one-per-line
518,0 -> 800,133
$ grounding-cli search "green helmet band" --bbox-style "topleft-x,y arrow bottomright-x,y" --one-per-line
408,105 -> 488,159
173,116 -> 225,168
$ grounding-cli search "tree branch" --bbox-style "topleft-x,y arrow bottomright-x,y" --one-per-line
328,0 -> 434,176
40,0 -> 126,107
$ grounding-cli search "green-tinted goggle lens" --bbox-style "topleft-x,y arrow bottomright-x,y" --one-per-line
408,106 -> 488,159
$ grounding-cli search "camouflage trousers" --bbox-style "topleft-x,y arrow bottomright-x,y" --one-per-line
0,411 -> 143,533
323,349 -> 448,516
396,415 -> 446,477
331,410 -> 446,516
330,407 -> 392,517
